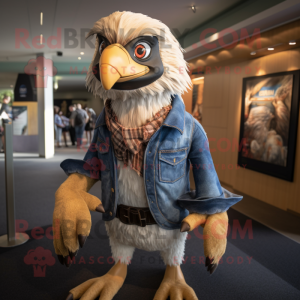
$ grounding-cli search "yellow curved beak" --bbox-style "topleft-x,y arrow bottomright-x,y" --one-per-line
99,43 -> 150,90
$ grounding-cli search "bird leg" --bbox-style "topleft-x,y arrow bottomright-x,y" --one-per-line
66,261 -> 127,300
181,212 -> 228,274
153,265 -> 198,300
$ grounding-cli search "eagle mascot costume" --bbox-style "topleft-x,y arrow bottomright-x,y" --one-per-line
53,11 -> 242,300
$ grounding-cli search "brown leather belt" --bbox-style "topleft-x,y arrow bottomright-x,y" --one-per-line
116,204 -> 157,227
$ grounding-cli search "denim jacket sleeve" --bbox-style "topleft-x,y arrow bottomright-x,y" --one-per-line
177,119 -> 242,214
60,131 -> 102,180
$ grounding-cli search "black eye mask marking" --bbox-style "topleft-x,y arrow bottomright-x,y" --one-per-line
97,35 -> 110,54
93,36 -> 164,90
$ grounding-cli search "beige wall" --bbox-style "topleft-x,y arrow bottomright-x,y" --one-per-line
185,48 -> 300,214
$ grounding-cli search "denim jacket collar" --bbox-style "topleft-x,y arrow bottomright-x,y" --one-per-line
95,94 -> 185,134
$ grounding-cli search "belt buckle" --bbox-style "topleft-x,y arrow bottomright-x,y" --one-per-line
123,206 -> 131,224
138,209 -> 147,227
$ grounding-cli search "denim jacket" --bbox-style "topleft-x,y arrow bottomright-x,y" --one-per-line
61,95 -> 242,230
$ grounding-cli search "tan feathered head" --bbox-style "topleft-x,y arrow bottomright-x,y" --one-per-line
86,11 -> 191,102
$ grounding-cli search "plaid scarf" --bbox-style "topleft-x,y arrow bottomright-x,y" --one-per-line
105,100 -> 172,177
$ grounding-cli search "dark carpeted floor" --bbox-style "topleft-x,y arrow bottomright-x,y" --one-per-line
0,148 -> 300,300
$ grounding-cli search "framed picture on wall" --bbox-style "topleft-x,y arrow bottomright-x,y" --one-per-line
191,77 -> 204,124
238,70 -> 300,182
12,106 -> 28,135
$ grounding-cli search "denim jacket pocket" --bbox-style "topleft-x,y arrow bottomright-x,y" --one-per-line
158,147 -> 187,183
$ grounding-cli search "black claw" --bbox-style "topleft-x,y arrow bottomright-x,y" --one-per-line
64,256 -> 72,268
180,222 -> 190,233
78,234 -> 87,248
69,250 -> 78,259
206,257 -> 214,267
205,257 -> 210,267
210,264 -> 218,275
57,254 -> 64,265
66,293 -> 73,300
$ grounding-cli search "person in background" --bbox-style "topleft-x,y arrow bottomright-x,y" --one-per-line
68,105 -> 76,146
84,107 -> 91,144
0,95 -> 12,153
70,103 -> 89,146
87,107 -> 97,143
54,106 -> 64,148
59,111 -> 70,148
84,107 -> 97,145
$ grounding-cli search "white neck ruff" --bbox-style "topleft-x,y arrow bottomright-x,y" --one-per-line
109,92 -> 173,128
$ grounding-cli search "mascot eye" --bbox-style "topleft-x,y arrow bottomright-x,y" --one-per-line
134,42 -> 151,59
99,41 -> 107,55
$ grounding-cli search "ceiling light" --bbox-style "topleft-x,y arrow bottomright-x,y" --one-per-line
80,52 -> 84,55
40,12 -> 43,25
268,47 -> 274,51
289,40 -> 296,45
78,57 -> 81,60
40,34 -> 43,44
250,51 -> 256,55
54,81 -> 58,90
191,5 -> 196,13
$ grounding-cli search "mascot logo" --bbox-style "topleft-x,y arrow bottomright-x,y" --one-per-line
24,57 -> 57,88
24,247 -> 55,277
